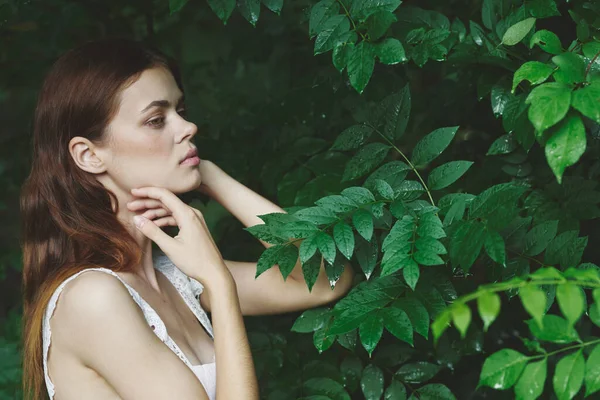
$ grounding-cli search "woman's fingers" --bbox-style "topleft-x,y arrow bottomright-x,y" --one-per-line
127,198 -> 171,212
130,187 -> 193,230
141,208 -> 171,220
153,216 -> 177,227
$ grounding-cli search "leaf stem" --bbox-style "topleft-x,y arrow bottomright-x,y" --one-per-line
584,48 -> 600,80
336,0 -> 367,41
371,125 -> 436,207
529,338 -> 600,361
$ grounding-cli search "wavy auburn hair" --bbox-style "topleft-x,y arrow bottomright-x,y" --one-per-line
19,36 -> 184,399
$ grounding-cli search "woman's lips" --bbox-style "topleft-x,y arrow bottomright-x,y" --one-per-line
180,156 -> 200,166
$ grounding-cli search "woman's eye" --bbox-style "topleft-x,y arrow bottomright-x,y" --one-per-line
146,109 -> 186,128
147,117 -> 165,128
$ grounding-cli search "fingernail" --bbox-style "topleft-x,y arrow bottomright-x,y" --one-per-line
133,215 -> 146,228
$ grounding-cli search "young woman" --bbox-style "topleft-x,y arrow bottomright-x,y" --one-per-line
20,37 -> 354,399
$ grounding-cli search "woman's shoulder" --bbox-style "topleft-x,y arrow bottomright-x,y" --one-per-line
48,269 -> 147,346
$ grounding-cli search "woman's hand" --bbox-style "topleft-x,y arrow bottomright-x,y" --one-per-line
128,186 -> 232,287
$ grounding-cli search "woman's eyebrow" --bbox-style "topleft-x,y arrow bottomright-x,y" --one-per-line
140,94 -> 185,113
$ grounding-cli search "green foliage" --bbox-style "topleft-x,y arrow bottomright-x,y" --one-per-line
3,0 -> 600,399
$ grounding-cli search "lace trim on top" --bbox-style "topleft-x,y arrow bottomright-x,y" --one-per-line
42,250 -> 215,399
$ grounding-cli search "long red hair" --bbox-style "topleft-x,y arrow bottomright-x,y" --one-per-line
19,36 -> 184,399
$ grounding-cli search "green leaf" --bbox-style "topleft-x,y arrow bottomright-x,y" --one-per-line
314,324 -> 336,353
523,220 -> 559,256
396,180 -> 425,202
373,38 -> 407,65
381,85 -> 412,140
237,0 -> 260,26
315,15 -> 351,55
341,355 -> 363,393
470,183 -> 527,229
427,161 -> 473,190
544,231 -> 588,269
384,379 -> 407,400
302,254 -> 323,292
481,0 -> 495,29
300,233 -> 319,263
415,237 -> 446,256
366,11 -> 397,40
342,143 -> 391,181
316,195 -> 360,214
341,187 -> 376,206
469,20 -> 487,46
413,251 -> 443,266
525,0 -> 560,18
529,29 -> 563,54
359,313 -> 384,357
431,310 -> 451,343
374,179 -> 395,200
411,126 -> 459,167
347,41 -> 376,94
519,285 -> 547,329
381,307 -> 413,345
331,125 -> 374,151
364,161 -> 411,191
487,134 -> 517,155
553,350 -> 584,400
552,52 -> 587,84
169,0 -> 189,14
353,209 -> 374,241
303,377 -> 351,400
512,61 -> 554,93
477,291 -> 501,332
412,383 -> 456,399
525,82 -> 572,132
527,314 -> 580,343
393,297 -> 430,338
556,283 -> 585,325
484,230 -> 506,266
451,302 -> 471,339
545,114 -> 586,184
309,0 -> 340,38
585,344 -> 600,397
206,0 -> 236,22
448,220 -> 486,271
514,359 -> 547,400
501,17 -> 536,46
350,0 -> 402,20
333,222 -> 355,260
329,305 -> 374,335
292,308 -> 332,332
572,82 -> 600,124
294,207 -> 338,225
337,330 -> 358,351
276,220 -> 320,238
315,231 -> 337,265
261,0 -> 282,14
333,39 -> 356,72
361,364 -> 385,400
403,259 -> 420,290
479,349 -> 529,390
256,244 -> 299,280
395,362 -> 441,385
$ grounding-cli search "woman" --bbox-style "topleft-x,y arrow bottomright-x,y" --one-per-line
20,37 -> 354,399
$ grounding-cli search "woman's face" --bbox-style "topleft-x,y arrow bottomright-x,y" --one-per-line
70,66 -> 201,203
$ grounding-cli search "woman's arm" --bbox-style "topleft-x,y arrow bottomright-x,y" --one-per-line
202,275 -> 259,399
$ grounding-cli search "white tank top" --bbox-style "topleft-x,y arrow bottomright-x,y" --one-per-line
41,250 -> 217,400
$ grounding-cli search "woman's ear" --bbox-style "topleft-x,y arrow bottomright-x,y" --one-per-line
69,136 -> 107,174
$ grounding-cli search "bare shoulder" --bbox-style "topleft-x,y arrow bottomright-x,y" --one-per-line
50,270 -> 143,352
51,269 -> 209,399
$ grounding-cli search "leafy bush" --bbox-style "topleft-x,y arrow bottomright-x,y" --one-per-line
2,0 -> 600,399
